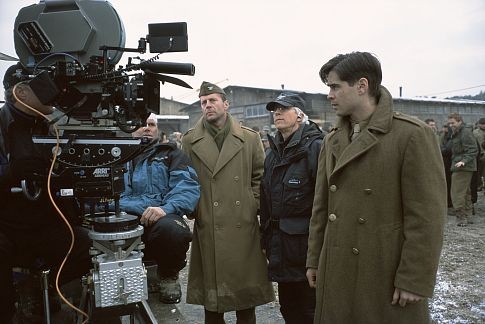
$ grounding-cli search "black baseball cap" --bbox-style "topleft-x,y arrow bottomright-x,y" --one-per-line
266,92 -> 305,111
3,62 -> 59,104
3,62 -> 27,90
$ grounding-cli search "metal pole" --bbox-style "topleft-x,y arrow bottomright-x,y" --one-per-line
41,269 -> 51,324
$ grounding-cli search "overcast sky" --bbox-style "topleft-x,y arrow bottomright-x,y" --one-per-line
1,0 -> 484,104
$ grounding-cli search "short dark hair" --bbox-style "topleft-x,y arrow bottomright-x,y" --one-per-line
448,112 -> 462,122
319,51 -> 382,98
424,118 -> 435,124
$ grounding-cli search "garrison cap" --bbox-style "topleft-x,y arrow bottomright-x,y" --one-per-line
266,92 -> 305,111
199,81 -> 226,97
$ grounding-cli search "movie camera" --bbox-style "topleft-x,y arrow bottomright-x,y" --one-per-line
3,0 -> 195,321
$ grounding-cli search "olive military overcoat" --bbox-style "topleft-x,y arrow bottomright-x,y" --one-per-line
182,115 -> 274,312
306,87 -> 446,323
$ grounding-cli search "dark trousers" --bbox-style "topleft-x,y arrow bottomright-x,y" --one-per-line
142,213 -> 192,277
0,224 -> 91,323
278,281 -> 316,324
204,308 -> 256,324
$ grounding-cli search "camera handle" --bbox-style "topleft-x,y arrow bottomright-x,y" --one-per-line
20,179 -> 42,201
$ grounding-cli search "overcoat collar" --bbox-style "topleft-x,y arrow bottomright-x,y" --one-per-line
188,114 -> 245,176
329,86 -> 394,175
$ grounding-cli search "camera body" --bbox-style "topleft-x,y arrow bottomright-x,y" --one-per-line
12,0 -> 195,313
14,0 -> 195,196
14,0 -> 193,132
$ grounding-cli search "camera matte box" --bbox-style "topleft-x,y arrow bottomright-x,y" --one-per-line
147,22 -> 188,53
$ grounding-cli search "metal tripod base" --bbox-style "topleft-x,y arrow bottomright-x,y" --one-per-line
77,280 -> 158,324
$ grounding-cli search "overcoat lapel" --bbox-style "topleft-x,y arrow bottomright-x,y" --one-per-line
188,116 -> 245,177
192,136 -> 219,173
331,130 -> 378,175
213,119 -> 244,176
189,119 -> 219,174
329,127 -> 350,163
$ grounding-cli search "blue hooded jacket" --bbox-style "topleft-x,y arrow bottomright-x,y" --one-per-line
116,141 -> 200,216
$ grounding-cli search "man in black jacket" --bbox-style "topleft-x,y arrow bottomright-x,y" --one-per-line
0,63 -> 91,323
260,92 -> 323,324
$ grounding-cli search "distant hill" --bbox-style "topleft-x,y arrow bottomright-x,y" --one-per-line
447,90 -> 485,101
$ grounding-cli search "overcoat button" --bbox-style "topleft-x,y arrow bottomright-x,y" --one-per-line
234,176 -> 239,181
364,189 -> 372,194
329,214 -> 337,222
213,201 -> 219,207
329,185 -> 337,192
352,248 -> 360,255
235,201 -> 241,206
358,217 -> 367,224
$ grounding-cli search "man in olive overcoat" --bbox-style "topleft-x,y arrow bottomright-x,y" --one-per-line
306,52 -> 446,323
182,81 -> 274,323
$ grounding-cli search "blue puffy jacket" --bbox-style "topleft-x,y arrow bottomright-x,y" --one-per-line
116,142 -> 200,217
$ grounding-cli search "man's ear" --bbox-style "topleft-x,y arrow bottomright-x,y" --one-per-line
357,77 -> 369,95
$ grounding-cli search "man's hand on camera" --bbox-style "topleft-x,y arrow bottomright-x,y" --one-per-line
140,207 -> 166,226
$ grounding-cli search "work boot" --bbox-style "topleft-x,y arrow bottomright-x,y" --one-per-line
159,274 -> 181,304
456,208 -> 468,227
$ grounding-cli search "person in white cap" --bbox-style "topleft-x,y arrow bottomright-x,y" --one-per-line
111,113 -> 200,304
260,92 -> 324,323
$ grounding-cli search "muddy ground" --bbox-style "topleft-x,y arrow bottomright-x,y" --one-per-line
16,193 -> 484,323
173,194 -> 485,324
429,194 -> 485,323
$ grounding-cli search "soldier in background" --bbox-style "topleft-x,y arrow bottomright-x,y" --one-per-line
425,118 -> 440,145
440,123 -> 454,207
473,118 -> 485,191
448,112 -> 478,226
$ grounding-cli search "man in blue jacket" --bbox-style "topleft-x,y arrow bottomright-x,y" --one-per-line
111,113 -> 200,303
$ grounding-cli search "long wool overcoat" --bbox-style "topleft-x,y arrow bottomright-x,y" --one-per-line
182,115 -> 274,312
306,87 -> 446,323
